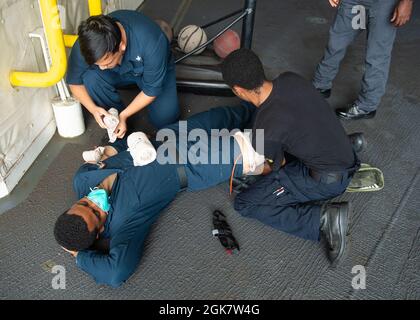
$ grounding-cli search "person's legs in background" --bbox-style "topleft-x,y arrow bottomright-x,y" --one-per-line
354,0 -> 398,112
335,0 -> 398,119
313,0 -> 363,96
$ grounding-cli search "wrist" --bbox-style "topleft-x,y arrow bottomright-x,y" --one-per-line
119,110 -> 129,121
87,104 -> 98,114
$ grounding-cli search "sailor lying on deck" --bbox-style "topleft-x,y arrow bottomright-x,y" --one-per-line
53,103 -> 269,287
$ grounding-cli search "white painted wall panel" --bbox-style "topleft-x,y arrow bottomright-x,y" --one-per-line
0,0 -> 143,198
0,0 -> 56,198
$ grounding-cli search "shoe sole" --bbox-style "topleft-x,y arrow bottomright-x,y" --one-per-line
337,113 -> 376,120
330,202 -> 351,268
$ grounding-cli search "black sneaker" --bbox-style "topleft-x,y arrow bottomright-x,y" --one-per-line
336,104 -> 376,120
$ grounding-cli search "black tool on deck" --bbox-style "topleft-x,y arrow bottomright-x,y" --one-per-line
212,210 -> 240,255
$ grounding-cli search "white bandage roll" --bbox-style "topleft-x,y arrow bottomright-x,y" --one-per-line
51,97 -> 85,138
103,108 -> 119,143
127,132 -> 157,166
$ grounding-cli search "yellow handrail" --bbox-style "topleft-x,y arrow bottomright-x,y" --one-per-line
9,0 -> 102,87
63,0 -> 102,47
9,0 -> 67,87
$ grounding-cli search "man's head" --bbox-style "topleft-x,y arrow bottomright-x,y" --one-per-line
54,198 -> 107,251
78,15 -> 126,69
221,48 -> 267,102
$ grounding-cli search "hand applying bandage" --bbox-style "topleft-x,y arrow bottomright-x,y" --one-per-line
103,108 -> 120,143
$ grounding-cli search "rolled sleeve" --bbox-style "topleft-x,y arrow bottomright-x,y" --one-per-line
141,34 -> 170,97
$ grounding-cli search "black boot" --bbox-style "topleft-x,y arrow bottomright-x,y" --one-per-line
320,202 -> 350,267
316,88 -> 331,99
348,132 -> 367,153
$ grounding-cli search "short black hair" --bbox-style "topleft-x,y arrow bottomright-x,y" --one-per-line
78,15 -> 122,65
221,48 -> 266,90
54,211 -> 97,251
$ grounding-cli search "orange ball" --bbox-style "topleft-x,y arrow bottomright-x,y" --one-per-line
213,29 -> 241,59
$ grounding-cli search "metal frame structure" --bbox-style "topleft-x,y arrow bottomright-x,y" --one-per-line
173,0 -> 257,95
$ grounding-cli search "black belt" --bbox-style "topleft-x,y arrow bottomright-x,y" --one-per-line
310,153 -> 361,184
309,169 -> 353,184
172,146 -> 188,190
177,165 -> 188,189
173,142 -> 188,185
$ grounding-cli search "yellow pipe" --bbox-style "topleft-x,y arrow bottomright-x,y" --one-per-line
88,0 -> 102,16
63,34 -> 78,47
63,0 -> 102,48
9,0 -> 67,87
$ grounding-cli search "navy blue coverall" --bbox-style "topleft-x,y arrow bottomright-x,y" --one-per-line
72,104 -> 253,287
234,157 -> 359,242
66,10 -> 179,128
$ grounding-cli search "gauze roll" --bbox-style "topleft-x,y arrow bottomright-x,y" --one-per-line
127,132 -> 157,166
233,131 -> 265,175
103,108 -> 119,143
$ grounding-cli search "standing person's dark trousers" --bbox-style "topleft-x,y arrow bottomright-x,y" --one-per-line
234,155 -> 360,241
313,0 -> 398,116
